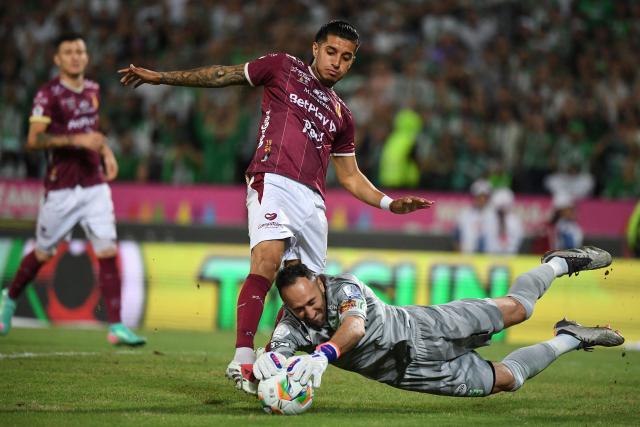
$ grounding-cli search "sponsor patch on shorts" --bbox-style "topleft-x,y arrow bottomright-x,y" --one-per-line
258,221 -> 282,230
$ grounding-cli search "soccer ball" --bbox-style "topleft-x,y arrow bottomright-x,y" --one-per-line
258,371 -> 313,415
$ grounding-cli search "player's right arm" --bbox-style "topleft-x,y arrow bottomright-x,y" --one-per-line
28,87 -> 105,152
27,121 -> 68,151
26,123 -> 105,152
118,63 -> 248,88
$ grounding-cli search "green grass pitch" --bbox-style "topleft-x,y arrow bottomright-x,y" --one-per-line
0,327 -> 638,426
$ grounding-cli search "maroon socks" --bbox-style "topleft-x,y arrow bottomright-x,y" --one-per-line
235,273 -> 272,350
8,250 -> 44,300
98,256 -> 122,323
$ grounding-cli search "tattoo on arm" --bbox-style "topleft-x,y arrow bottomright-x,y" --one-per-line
159,64 -> 247,88
33,133 -> 72,150
34,133 -> 50,148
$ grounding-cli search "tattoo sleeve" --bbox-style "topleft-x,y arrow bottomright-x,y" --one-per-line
159,64 -> 248,88
33,133 -> 72,150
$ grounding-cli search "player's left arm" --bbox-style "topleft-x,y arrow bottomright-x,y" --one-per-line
118,64 -> 248,88
332,155 -> 434,214
326,315 -> 365,354
100,144 -> 118,181
288,316 -> 365,388
288,281 -> 367,388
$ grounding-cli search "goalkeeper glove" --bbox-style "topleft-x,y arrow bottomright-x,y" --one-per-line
253,351 -> 287,381
288,342 -> 340,388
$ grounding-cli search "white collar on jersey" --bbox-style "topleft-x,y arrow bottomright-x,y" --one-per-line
307,65 -> 319,82
59,78 -> 85,94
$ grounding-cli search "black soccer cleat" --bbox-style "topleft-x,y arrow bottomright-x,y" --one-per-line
541,246 -> 612,276
554,318 -> 625,351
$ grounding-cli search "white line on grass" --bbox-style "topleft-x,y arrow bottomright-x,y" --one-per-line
0,351 -> 140,360
0,350 -> 210,360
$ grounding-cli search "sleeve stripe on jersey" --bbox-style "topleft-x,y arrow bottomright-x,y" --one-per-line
29,116 -> 51,124
331,152 -> 356,157
244,63 -> 255,87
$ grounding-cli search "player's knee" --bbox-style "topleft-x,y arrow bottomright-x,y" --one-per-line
95,248 -> 117,258
507,297 -> 527,324
283,259 -> 301,267
496,361 -> 525,392
93,240 -> 117,258
34,248 -> 54,262
493,297 -> 527,328
251,241 -> 285,278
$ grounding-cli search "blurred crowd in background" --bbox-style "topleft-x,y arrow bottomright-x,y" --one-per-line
1,0 -> 640,200
454,179 -> 584,254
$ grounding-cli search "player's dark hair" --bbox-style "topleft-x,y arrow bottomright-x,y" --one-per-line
54,32 -> 85,50
275,263 -> 316,292
315,20 -> 360,47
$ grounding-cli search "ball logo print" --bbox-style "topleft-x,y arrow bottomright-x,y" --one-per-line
265,213 -> 277,221
258,371 -> 313,415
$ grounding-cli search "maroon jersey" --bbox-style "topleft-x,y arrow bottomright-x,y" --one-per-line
244,53 -> 355,198
29,77 -> 104,191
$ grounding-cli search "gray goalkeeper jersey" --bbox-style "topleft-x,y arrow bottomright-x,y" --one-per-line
269,273 -> 417,385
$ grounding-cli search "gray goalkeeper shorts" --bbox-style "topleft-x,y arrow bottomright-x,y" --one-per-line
397,298 -> 504,397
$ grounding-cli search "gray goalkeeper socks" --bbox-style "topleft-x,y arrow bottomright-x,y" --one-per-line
507,264 -> 556,319
502,335 -> 581,391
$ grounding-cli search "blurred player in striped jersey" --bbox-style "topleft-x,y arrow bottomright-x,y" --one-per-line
0,33 -> 145,346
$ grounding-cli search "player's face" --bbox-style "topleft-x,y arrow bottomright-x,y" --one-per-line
54,39 -> 89,78
312,35 -> 357,86
281,276 -> 326,328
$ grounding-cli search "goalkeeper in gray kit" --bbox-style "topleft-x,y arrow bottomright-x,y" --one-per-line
254,247 -> 624,396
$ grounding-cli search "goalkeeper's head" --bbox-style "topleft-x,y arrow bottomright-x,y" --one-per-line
275,263 -> 326,328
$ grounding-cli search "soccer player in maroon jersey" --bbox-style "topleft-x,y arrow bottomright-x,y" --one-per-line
0,33 -> 145,346
119,20 -> 431,392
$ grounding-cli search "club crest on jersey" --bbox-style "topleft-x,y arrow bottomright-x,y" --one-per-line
334,101 -> 342,119
260,139 -> 272,162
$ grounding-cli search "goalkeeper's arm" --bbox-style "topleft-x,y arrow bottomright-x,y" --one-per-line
287,316 -> 365,388
322,315 -> 365,358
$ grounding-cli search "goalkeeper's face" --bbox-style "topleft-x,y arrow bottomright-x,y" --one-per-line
281,276 -> 326,328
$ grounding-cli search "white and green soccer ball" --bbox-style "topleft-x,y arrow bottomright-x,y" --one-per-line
258,371 -> 314,415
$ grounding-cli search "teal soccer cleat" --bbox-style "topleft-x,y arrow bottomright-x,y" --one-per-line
107,323 -> 146,347
0,289 -> 16,336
